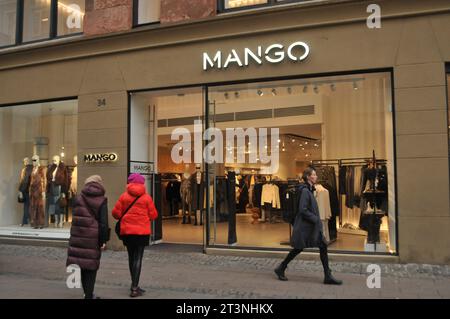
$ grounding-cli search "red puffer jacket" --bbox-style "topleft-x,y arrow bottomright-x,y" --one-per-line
112,183 -> 158,236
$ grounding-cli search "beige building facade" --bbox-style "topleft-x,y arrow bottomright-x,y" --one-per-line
0,0 -> 449,265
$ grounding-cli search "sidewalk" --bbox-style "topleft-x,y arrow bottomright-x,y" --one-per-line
0,244 -> 449,299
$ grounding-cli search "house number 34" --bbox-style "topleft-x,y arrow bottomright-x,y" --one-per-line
97,99 -> 106,107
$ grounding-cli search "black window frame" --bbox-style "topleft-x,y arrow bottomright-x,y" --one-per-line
132,0 -> 161,28
0,0 -> 84,50
217,0 -> 311,13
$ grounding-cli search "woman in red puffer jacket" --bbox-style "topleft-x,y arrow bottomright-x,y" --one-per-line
112,173 -> 158,298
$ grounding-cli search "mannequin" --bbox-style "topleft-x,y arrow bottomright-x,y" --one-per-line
181,172 -> 192,224
29,155 -> 46,229
190,165 -> 205,226
18,157 -> 33,226
46,155 -> 69,228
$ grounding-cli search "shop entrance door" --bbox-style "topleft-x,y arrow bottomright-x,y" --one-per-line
130,87 -> 206,245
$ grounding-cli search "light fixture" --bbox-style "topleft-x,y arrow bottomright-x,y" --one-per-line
330,83 -> 336,92
305,141 -> 308,145
277,139 -> 281,143
234,91 -> 240,98
287,87 -> 292,94
257,89 -> 264,97
305,154 -> 310,158
303,85 -> 308,93
271,88 -> 277,96
353,81 -> 359,90
314,85 -> 319,94
224,92 -> 229,99
314,143 -> 319,147
292,139 -> 295,143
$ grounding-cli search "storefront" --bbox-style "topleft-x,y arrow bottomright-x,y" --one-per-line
0,0 -> 449,264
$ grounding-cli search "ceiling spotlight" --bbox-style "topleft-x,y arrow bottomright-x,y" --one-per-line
305,154 -> 310,158
224,92 -> 229,99
292,139 -> 295,143
271,88 -> 277,96
353,81 -> 358,90
282,148 -> 286,152
314,143 -> 319,147
303,85 -> 308,93
314,85 -> 319,94
257,89 -> 264,97
234,91 -> 240,98
305,141 -> 308,145
277,139 -> 281,143
287,87 -> 292,94
330,83 -> 336,92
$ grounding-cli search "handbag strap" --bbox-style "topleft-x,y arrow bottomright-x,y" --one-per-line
119,195 -> 141,222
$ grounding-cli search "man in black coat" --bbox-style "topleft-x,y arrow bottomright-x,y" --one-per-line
274,167 -> 342,285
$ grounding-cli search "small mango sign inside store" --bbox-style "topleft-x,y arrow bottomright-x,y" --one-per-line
84,153 -> 118,163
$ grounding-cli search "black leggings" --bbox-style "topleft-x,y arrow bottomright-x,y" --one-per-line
281,242 -> 330,273
81,269 -> 97,299
126,245 -> 145,289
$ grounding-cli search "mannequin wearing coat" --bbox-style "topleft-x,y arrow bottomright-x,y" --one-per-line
47,155 -> 69,228
29,155 -> 46,229
18,157 -> 33,226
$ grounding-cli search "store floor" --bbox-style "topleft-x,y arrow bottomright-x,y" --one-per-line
162,214 -> 389,252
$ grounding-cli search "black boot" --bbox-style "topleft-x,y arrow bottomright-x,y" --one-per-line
324,270 -> 342,285
274,264 -> 288,281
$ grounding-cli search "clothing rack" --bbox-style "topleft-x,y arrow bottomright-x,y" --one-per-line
311,151 -> 386,227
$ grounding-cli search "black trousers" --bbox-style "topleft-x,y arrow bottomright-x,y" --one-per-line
126,245 -> 145,289
81,269 -> 97,299
281,241 -> 330,273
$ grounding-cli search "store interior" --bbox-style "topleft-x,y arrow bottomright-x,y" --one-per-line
130,72 -> 397,253
0,100 -> 78,238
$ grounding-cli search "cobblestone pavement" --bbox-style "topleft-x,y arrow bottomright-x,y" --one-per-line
0,244 -> 449,299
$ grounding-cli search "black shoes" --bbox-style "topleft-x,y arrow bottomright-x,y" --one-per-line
274,264 -> 288,281
324,270 -> 343,285
130,287 -> 145,298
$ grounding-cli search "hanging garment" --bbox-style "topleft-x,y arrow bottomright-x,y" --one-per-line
189,172 -> 205,212
261,183 -> 281,209
339,166 -> 347,195
282,185 -> 301,224
344,166 -> 355,209
227,171 -> 237,245
315,184 -> 332,242
252,183 -> 263,208
321,183 -> 339,241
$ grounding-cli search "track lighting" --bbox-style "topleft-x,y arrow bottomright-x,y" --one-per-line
234,91 -> 240,98
271,88 -> 277,96
314,85 -> 319,94
287,87 -> 292,94
303,85 -> 308,93
224,92 -> 229,99
257,89 -> 264,97
353,81 -> 358,90
330,83 -> 336,92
